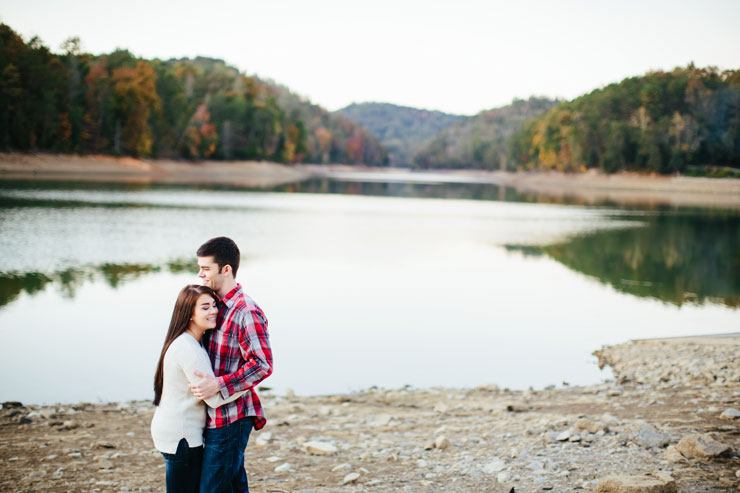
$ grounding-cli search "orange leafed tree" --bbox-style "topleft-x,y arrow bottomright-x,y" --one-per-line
111,61 -> 160,156
181,104 -> 218,159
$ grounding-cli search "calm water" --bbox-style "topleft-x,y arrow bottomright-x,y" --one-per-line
0,178 -> 738,404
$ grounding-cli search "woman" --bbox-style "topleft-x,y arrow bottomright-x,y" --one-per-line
151,284 -> 245,492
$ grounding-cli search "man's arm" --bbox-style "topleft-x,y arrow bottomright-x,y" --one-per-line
183,348 -> 246,408
190,309 -> 272,400
218,309 -> 273,398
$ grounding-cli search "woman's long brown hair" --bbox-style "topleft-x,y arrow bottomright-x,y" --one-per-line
153,284 -> 218,406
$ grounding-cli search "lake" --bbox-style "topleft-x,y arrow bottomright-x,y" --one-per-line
0,177 -> 738,405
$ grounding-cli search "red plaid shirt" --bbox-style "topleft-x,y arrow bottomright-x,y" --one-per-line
203,284 -> 273,430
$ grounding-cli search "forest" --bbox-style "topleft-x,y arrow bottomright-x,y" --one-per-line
508,66 -> 740,173
2,21 -> 739,174
412,68 -> 740,172
411,97 -> 559,169
0,24 -> 387,165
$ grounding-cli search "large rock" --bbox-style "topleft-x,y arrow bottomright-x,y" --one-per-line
676,433 -> 732,459
595,472 -> 676,493
662,445 -> 686,463
576,418 -> 608,434
342,472 -> 360,484
435,436 -> 451,450
719,408 -> 740,420
274,462 -> 294,473
255,431 -> 272,447
481,458 -> 506,474
633,424 -> 670,449
303,441 -> 338,456
331,463 -> 351,472
556,429 -> 571,441
369,414 -> 392,427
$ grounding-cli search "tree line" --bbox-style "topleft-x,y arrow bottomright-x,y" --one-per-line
0,24 -> 387,165
413,67 -> 740,173
512,65 -> 740,174
2,21 -> 737,174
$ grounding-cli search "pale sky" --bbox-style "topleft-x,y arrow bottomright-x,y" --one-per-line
2,0 -> 739,115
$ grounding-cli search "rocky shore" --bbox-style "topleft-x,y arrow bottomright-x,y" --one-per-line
1,336 -> 738,492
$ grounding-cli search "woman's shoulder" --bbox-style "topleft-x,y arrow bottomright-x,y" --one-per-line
166,334 -> 201,359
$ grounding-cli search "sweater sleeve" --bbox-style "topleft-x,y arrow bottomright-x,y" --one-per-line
181,341 -> 246,409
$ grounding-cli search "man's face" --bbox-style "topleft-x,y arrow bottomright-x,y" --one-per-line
197,256 -> 225,291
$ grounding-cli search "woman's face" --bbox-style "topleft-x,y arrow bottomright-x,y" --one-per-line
190,294 -> 218,331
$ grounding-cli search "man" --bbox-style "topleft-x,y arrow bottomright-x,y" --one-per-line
190,236 -> 273,493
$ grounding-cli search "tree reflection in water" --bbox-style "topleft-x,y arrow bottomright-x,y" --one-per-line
0,258 -> 196,307
506,211 -> 740,308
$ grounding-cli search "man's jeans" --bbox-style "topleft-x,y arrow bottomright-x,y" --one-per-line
161,438 -> 203,493
200,417 -> 255,493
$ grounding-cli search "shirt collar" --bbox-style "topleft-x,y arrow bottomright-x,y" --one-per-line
219,283 -> 242,309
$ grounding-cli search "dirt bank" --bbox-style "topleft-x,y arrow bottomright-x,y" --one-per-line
0,153 -> 312,189
308,165 -> 740,209
1,336 -> 738,492
489,169 -> 740,209
3,154 -> 740,209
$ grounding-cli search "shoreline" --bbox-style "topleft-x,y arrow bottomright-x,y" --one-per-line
307,164 -> 740,209
2,336 -> 738,492
0,153 -> 313,189
2,153 -> 740,209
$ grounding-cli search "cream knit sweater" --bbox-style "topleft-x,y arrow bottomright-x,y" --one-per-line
151,333 -> 245,453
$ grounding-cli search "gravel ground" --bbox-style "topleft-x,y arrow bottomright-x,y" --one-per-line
1,336 -> 739,492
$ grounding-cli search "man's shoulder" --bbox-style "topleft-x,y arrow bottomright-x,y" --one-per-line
232,290 -> 264,315
228,290 -> 267,326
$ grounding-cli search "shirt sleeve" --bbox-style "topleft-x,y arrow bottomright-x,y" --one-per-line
219,309 -> 273,398
181,343 -> 246,409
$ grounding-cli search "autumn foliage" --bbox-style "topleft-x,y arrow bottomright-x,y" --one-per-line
0,24 -> 387,165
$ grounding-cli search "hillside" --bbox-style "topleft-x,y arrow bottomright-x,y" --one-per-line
510,65 -> 740,173
267,83 -> 387,166
335,103 -> 464,166
0,23 -> 386,166
411,97 -> 559,170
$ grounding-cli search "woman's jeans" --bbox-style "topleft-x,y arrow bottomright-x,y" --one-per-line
200,417 -> 254,493
161,438 -> 203,493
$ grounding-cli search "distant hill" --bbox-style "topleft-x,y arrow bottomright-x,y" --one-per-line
266,83 -> 388,166
509,65 -> 740,173
335,103 -> 464,166
412,97 -> 559,170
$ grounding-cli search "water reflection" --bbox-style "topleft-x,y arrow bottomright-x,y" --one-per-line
0,258 -> 196,307
0,177 -> 679,208
1,180 -> 739,309
1,179 -> 738,403
506,211 -> 740,307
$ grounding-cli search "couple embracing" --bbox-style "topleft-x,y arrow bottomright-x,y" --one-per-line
150,237 -> 273,493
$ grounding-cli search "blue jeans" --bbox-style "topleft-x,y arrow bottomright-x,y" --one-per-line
200,417 -> 254,493
161,438 -> 203,493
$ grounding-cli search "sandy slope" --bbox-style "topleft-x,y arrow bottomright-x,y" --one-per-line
2,154 -> 740,208
307,165 -> 740,209
0,153 -> 312,189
